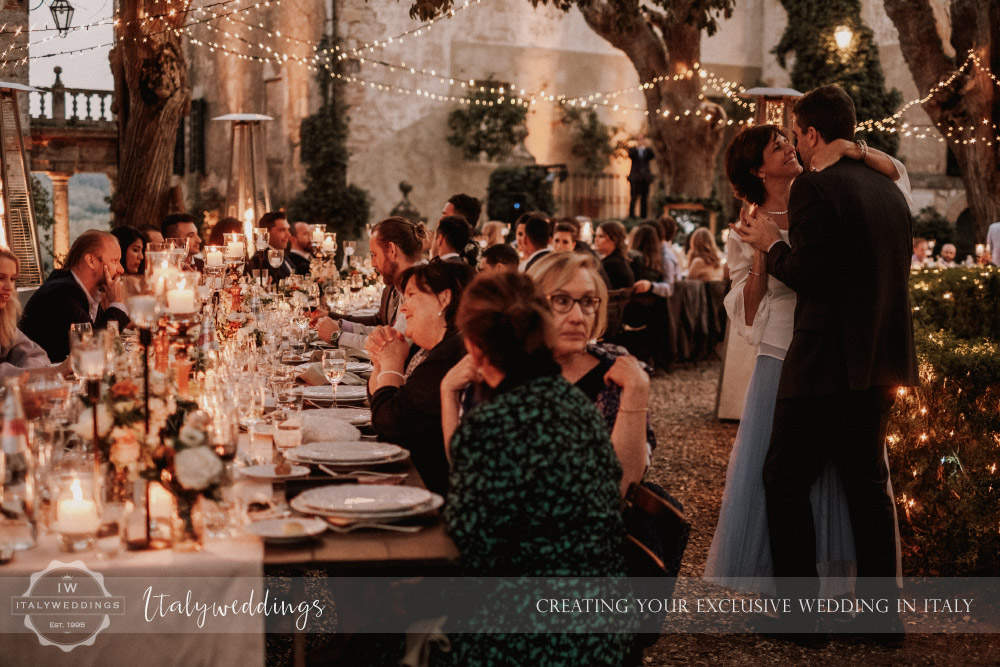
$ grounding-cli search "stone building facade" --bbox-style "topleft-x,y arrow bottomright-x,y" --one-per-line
180,0 -> 966,228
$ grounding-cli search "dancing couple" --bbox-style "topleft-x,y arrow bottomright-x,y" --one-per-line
705,85 -> 919,647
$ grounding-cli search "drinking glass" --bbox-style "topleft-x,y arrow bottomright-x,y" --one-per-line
322,350 -> 347,407
236,382 -> 266,432
268,249 -> 284,269
274,421 -> 302,449
69,322 -> 93,344
292,306 -> 311,340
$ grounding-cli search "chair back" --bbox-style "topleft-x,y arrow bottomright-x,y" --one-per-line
603,286 -> 633,340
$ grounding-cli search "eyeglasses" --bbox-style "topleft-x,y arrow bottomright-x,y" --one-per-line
547,293 -> 601,315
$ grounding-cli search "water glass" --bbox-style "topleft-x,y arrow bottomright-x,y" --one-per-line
248,425 -> 275,465
322,350 -> 347,407
268,248 -> 284,269
94,503 -> 126,560
274,421 -> 302,449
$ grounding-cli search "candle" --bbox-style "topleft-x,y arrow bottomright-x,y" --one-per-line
312,227 -> 325,245
226,241 -> 243,259
166,288 -> 196,314
56,478 -> 100,535
976,244 -> 985,257
148,482 -> 175,519
206,250 -> 223,267
322,237 -> 336,253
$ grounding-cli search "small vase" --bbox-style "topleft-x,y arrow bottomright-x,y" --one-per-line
172,494 -> 204,552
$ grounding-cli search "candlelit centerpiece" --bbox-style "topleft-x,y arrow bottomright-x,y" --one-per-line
53,473 -> 100,552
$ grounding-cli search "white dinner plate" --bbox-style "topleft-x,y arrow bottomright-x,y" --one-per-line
303,408 -> 372,426
295,484 -> 432,514
346,361 -> 374,373
290,491 -> 444,520
246,517 -> 327,544
285,447 -> 410,467
239,464 -> 311,480
297,385 -> 368,401
286,441 -> 402,464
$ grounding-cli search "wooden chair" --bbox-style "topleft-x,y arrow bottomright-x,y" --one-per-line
602,286 -> 634,341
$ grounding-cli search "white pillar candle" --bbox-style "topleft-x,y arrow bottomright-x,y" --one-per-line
148,482 -> 175,519
322,237 -> 336,253
226,241 -> 244,259
206,250 -> 223,267
166,288 -> 196,314
56,478 -> 100,535
312,227 -> 325,244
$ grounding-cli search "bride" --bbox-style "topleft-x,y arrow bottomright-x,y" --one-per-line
704,125 -> 909,598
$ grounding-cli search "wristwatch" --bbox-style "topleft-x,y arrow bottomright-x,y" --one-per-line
329,331 -> 342,347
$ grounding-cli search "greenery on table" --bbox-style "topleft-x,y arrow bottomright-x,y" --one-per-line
888,267 -> 1000,575
773,0 -> 901,155
446,79 -> 528,162
485,166 -> 555,224
288,36 -> 370,239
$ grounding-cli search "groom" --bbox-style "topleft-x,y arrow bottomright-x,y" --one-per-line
735,85 -> 918,645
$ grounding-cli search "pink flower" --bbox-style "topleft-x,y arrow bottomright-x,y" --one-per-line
109,427 -> 141,467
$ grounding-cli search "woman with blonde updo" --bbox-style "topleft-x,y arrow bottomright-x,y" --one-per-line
686,227 -> 724,281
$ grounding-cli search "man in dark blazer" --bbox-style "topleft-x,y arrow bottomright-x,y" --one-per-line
627,135 -> 654,219
735,85 -> 918,645
287,221 -> 314,275
517,213 -> 552,272
21,230 -> 131,362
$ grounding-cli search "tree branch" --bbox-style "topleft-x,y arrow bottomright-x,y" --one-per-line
882,0 -> 955,94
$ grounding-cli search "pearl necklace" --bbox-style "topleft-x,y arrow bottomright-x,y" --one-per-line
763,209 -> 788,215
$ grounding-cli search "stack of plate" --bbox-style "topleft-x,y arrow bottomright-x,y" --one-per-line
303,407 -> 372,426
290,484 -> 443,522
296,385 -> 368,403
284,441 -> 410,466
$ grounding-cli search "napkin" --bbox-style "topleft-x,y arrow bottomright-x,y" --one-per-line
401,616 -> 450,667
301,415 -> 361,443
296,364 -> 366,386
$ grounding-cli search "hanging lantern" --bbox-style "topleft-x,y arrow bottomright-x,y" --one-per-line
741,87 -> 803,131
213,113 -> 272,255
0,82 -> 44,287
49,0 -> 75,37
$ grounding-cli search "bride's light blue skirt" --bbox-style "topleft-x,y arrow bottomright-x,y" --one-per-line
704,354 -> 861,598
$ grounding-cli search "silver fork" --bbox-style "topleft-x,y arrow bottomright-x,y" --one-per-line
318,464 -> 406,481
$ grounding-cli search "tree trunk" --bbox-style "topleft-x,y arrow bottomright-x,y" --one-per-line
579,1 -> 726,200
109,0 -> 191,229
883,0 -> 1000,241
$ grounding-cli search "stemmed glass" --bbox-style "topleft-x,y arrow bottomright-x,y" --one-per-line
322,350 -> 347,408
268,248 -> 284,269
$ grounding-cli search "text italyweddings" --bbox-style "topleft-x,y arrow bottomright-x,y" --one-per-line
14,599 -> 121,611
143,587 -> 325,630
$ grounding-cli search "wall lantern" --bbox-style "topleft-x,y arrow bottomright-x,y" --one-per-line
49,0 -> 76,37
834,25 -> 854,51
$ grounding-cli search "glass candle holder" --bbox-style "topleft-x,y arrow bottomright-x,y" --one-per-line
53,474 -> 100,552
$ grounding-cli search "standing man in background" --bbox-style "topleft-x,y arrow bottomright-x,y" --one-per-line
628,135 -> 655,219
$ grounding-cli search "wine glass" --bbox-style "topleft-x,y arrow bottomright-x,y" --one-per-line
291,306 -> 311,343
268,249 -> 284,269
69,322 -> 93,344
236,381 -> 266,433
321,350 -> 347,408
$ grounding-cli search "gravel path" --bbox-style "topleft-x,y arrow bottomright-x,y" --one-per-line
639,361 -> 999,665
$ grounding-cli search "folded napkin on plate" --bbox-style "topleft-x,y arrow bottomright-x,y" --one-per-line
296,364 -> 366,386
401,616 -> 450,667
301,415 -> 361,443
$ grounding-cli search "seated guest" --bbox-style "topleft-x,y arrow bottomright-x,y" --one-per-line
593,221 -> 635,289
318,216 -> 426,350
255,211 -> 295,282
366,260 -> 474,495
21,230 -> 130,362
686,227 -> 724,281
938,243 -> 958,268
110,225 -> 146,275
161,213 -> 201,270
0,248 -> 56,378
206,216 -> 243,247
480,243 -> 519,273
443,193 -> 482,227
516,212 -> 552,271
139,225 -> 164,245
440,271 -> 633,664
912,237 -> 930,269
287,221 -> 314,275
628,224 -> 664,283
432,215 -> 479,265
635,214 -> 680,297
552,220 -> 579,252
480,220 -> 507,248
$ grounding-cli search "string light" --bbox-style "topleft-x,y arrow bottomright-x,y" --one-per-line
336,0 -> 484,61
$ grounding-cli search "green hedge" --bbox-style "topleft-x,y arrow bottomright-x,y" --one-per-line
888,267 -> 1000,576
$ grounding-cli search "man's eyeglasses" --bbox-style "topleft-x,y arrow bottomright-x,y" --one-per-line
547,293 -> 601,315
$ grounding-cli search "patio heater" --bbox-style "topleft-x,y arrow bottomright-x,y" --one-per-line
740,87 -> 802,130
0,82 -> 44,288
213,113 -> 272,253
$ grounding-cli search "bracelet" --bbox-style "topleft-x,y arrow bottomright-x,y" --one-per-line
377,370 -> 405,383
618,407 -> 648,414
856,139 -> 868,162
748,269 -> 766,277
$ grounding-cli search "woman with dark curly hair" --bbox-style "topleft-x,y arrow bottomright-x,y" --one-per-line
110,225 -> 146,275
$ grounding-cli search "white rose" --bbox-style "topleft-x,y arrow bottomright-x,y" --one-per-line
174,447 -> 223,491
70,404 -> 114,441
178,426 -> 206,448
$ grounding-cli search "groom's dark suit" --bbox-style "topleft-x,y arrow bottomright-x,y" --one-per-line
763,158 -> 918,616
